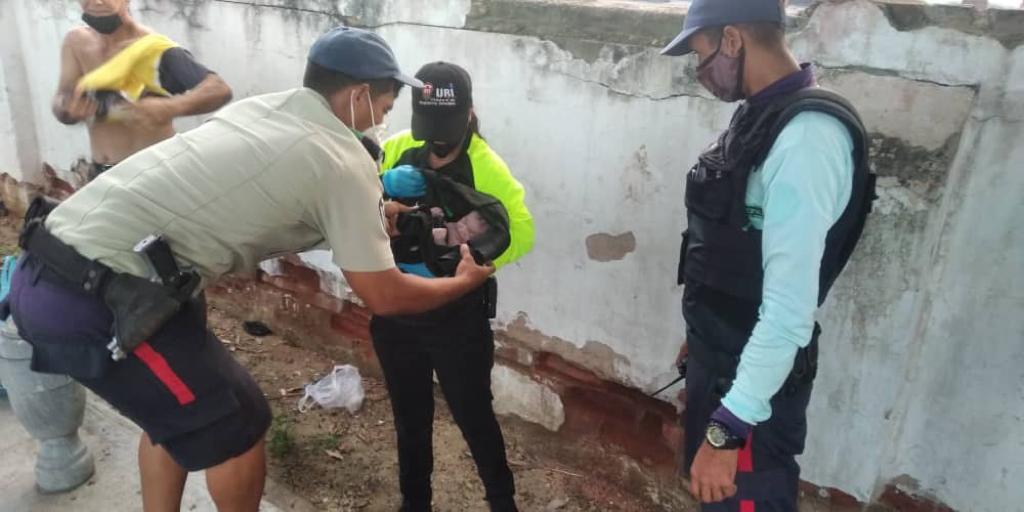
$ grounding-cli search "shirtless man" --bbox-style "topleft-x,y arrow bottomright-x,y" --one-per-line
54,0 -> 232,176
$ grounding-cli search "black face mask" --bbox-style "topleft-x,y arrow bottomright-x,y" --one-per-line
360,136 -> 384,164
82,13 -> 123,35
430,142 -> 456,158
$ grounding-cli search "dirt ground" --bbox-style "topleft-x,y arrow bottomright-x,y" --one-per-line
0,215 -> 19,257
209,306 -> 697,512
0,211 -> 850,512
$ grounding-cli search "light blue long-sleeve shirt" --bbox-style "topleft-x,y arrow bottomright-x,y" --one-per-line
719,111 -> 854,426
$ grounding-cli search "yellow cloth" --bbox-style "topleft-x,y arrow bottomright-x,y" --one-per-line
76,33 -> 178,100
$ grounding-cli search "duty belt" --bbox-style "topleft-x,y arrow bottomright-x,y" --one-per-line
19,197 -> 200,360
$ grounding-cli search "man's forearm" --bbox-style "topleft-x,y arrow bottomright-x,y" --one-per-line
377,273 -> 479,316
54,108 -> 79,125
164,75 -> 232,117
52,94 -> 78,125
343,249 -> 492,317
720,334 -> 800,425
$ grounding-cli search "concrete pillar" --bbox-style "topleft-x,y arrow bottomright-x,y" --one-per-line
0,319 -> 94,493
0,1 -> 43,184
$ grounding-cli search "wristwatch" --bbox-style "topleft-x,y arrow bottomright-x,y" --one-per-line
705,420 -> 746,450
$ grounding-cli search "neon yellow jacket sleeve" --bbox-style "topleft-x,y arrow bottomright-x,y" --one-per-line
381,131 -> 535,268
381,131 -> 425,174
465,136 -> 534,268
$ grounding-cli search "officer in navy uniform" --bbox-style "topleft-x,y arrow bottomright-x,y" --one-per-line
662,0 -> 876,509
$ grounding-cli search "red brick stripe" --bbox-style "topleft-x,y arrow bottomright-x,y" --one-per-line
134,342 -> 196,405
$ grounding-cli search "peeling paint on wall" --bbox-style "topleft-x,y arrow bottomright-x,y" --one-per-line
585,232 -> 637,262
491,365 -> 566,432
502,313 -> 633,386
875,1 -> 1024,49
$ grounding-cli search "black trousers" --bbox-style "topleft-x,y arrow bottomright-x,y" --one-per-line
682,355 -> 812,512
371,299 -> 516,512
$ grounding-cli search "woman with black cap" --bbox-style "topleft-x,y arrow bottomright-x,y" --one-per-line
376,61 -> 535,512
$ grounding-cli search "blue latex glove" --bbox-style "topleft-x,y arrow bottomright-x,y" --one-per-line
382,165 -> 426,198
0,256 -> 17,301
398,262 -> 436,278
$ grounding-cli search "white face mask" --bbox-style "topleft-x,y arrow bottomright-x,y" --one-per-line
349,90 -> 386,169
365,103 -> 388,145
349,89 -> 387,144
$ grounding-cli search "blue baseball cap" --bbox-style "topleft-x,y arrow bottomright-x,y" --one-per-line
661,0 -> 785,56
308,26 -> 423,88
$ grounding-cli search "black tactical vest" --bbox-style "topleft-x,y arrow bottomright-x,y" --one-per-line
679,88 -> 876,381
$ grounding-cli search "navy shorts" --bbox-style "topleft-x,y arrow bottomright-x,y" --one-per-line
681,354 -> 811,512
8,255 -> 271,471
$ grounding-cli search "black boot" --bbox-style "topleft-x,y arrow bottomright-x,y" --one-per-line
488,496 -> 518,512
399,500 -> 431,512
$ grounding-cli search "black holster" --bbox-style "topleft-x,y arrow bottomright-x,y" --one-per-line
101,272 -> 192,354
19,197 -> 198,356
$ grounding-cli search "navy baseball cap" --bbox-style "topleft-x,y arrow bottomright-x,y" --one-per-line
308,26 -> 423,88
661,0 -> 785,56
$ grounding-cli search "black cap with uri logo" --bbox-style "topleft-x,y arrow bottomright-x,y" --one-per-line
412,62 -> 473,144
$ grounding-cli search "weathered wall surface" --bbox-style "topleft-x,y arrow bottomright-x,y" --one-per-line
789,4 -> 1024,508
0,54 -> 19,178
1,0 -> 1022,509
0,1 -> 88,184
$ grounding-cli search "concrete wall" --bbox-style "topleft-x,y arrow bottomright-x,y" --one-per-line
1,0 -> 1022,509
0,1 -> 88,185
0,52 -> 19,177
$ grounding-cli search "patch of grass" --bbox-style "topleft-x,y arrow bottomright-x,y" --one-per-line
313,433 -> 341,451
268,417 -> 295,459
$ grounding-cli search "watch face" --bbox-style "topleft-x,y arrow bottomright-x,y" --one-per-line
707,424 -> 728,448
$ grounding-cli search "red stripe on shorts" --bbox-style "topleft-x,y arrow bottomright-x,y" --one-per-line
739,431 -> 754,511
134,342 -> 196,405
738,432 -> 754,472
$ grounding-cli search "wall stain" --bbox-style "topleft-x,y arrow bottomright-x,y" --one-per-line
586,232 -> 637,263
869,132 -> 960,192
623,145 -> 653,204
879,474 -> 955,512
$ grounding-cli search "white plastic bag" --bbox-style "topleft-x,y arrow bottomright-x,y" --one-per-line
297,365 -> 365,414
